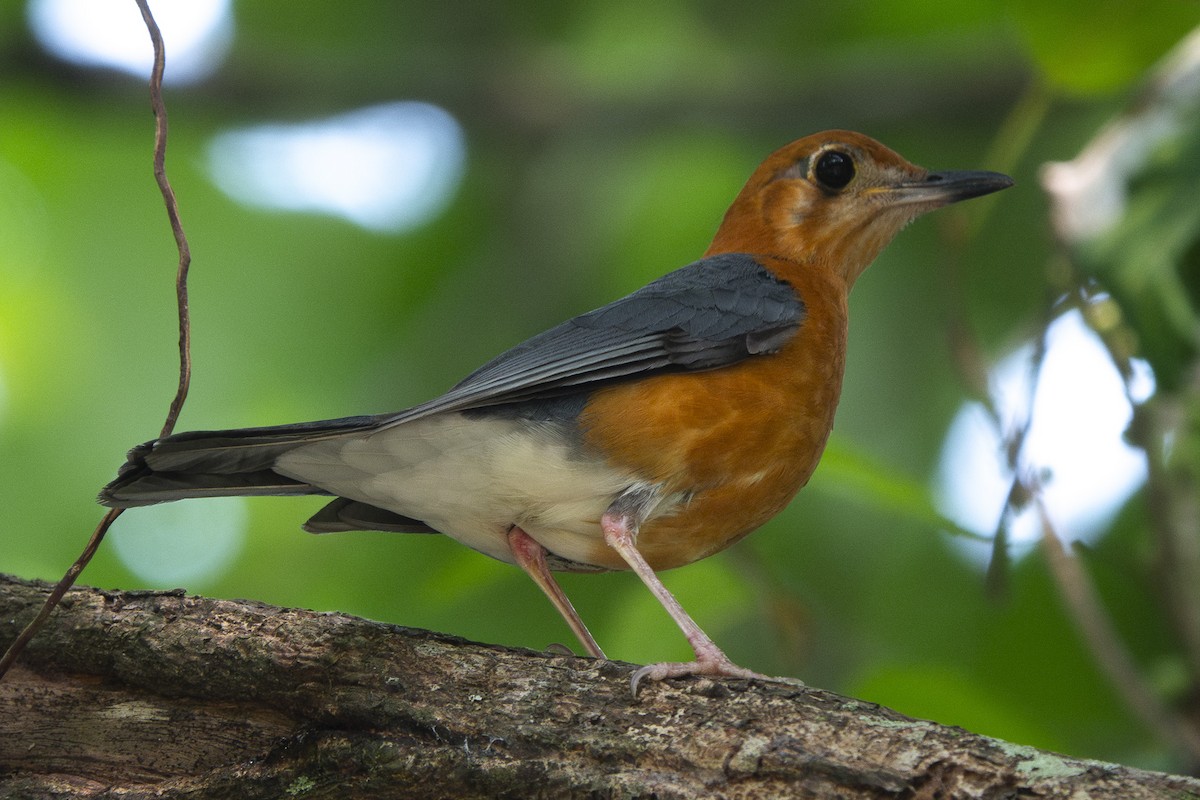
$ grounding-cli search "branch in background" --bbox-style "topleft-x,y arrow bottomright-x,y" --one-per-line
0,0 -> 192,681
1038,499 -> 1200,768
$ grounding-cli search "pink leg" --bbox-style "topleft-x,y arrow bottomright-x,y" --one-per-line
507,526 -> 606,659
602,510 -> 803,694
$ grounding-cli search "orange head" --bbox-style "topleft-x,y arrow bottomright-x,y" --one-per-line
705,130 -> 1013,288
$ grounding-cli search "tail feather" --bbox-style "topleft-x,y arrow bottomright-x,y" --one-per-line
99,415 -> 385,508
100,468 -> 320,507
303,497 -> 437,534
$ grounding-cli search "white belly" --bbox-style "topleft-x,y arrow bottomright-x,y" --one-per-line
274,412 -> 639,565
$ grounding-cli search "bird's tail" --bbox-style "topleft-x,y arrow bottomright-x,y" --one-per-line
99,415 -> 384,507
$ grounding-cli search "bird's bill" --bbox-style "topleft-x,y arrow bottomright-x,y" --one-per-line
889,169 -> 1015,206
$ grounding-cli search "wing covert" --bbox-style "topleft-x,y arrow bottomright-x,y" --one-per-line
379,253 -> 805,427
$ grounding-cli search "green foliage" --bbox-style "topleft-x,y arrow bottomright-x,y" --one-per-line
1012,0 -> 1198,95
1078,130 -> 1200,391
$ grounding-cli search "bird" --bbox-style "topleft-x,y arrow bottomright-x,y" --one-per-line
100,130 -> 1013,693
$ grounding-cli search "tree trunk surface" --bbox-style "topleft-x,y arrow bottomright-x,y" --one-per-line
1,574 -> 1195,799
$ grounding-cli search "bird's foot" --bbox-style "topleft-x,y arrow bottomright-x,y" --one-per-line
630,654 -> 804,696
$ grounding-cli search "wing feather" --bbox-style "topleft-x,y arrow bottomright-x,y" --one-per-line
375,252 -> 804,427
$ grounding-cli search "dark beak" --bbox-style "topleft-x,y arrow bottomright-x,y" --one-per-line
892,169 -> 1015,206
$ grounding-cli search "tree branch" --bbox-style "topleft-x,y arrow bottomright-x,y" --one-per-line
1,574 -> 1195,799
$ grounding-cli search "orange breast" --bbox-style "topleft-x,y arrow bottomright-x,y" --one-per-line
577,257 -> 849,570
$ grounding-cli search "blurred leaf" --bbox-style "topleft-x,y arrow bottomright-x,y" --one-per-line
853,665 -> 1069,753
553,1 -> 738,100
1011,1 -> 1197,95
1079,131 -> 1200,390
818,439 -> 986,541
598,133 -> 752,288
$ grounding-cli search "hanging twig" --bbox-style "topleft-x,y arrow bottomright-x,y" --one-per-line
138,0 -> 193,438
1038,498 -> 1200,768
0,0 -> 191,680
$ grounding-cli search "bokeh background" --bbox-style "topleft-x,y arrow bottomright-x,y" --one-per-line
3,0 -> 1199,774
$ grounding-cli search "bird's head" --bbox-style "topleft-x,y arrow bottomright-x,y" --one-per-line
706,130 -> 1013,287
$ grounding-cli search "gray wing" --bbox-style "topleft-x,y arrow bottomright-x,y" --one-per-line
377,252 -> 805,426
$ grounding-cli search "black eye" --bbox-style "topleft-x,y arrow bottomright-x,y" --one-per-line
812,150 -> 855,190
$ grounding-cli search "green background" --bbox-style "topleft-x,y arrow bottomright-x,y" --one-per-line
2,0 -> 1198,773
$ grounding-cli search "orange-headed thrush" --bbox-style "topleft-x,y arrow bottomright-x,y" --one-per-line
101,131 -> 1013,692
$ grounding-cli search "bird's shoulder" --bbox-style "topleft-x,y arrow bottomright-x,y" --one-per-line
371,253 -> 810,431
458,252 -> 806,389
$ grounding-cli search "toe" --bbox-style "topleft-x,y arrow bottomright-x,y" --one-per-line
629,657 -> 802,696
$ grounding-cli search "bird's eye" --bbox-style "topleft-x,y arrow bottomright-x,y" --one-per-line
812,150 -> 855,191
